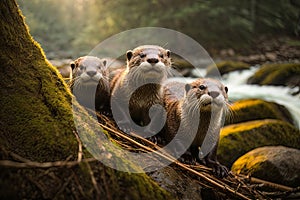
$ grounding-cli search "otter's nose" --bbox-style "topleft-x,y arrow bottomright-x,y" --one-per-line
209,91 -> 220,98
147,58 -> 159,64
86,71 -> 97,77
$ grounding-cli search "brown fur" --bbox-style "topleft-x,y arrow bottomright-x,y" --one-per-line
163,78 -> 230,178
70,56 -> 110,114
110,45 -> 172,134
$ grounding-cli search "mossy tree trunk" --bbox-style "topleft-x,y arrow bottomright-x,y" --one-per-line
0,1 -> 171,199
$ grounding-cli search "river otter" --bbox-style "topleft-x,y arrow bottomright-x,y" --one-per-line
163,78 -> 230,178
70,56 -> 110,114
110,45 -> 172,137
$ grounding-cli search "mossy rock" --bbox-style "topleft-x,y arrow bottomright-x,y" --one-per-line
225,99 -> 294,125
232,146 -> 300,187
247,63 -> 300,86
171,58 -> 195,77
172,58 -> 194,70
206,61 -> 250,77
218,119 -> 300,167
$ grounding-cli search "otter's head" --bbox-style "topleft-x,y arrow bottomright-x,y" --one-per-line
184,78 -> 229,111
125,45 -> 171,85
70,56 -> 108,89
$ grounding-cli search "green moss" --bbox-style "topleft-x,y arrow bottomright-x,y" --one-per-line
226,99 -> 294,125
218,119 -> 300,167
247,63 -> 300,86
172,58 -> 194,69
232,146 -> 300,187
206,61 -> 250,76
287,39 -> 300,46
0,3 -> 77,161
0,1 -> 171,199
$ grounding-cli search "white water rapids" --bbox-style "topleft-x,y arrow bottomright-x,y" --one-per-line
172,66 -> 300,128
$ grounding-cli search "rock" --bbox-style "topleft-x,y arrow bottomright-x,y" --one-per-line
149,166 -> 203,200
48,59 -> 72,68
227,49 -> 235,57
220,49 -> 235,57
232,146 -> 300,187
247,63 -> 300,87
248,54 -> 262,63
206,61 -> 250,77
265,52 -> 277,62
225,99 -> 294,126
218,119 -> 300,167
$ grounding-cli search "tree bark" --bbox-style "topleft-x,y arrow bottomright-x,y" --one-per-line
0,1 -> 171,199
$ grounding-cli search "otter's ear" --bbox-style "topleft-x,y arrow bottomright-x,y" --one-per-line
126,50 -> 133,61
166,50 -> 171,58
102,59 -> 107,67
70,62 -> 76,70
185,84 -> 191,93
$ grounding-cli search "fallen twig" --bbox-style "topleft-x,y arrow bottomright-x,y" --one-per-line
53,173 -> 74,199
0,158 -> 96,169
99,123 -> 254,200
85,162 -> 101,200
240,175 -> 293,191
73,130 -> 83,162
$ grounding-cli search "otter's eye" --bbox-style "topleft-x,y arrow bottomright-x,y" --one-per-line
79,66 -> 85,70
159,54 -> 164,58
199,85 -> 206,90
139,53 -> 146,58
225,86 -> 228,93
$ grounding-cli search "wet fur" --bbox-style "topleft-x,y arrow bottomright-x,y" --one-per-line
164,78 -> 231,178
110,45 -> 172,134
70,56 -> 110,114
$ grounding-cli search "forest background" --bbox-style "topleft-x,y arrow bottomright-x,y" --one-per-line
17,0 -> 300,59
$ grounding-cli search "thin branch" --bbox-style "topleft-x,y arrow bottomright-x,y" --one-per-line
243,175 -> 293,191
85,162 -> 101,200
101,167 -> 112,200
0,158 -> 96,169
53,174 -> 74,199
73,130 -> 83,162
99,124 -> 253,200
72,170 -> 86,198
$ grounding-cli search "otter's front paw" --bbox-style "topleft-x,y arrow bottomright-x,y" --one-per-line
147,136 -> 158,144
211,163 -> 229,178
117,121 -> 132,134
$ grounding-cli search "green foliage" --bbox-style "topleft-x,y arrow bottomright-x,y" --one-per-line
16,0 -> 300,58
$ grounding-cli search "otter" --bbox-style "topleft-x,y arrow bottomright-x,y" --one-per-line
70,56 -> 110,114
110,45 -> 172,136
163,78 -> 230,178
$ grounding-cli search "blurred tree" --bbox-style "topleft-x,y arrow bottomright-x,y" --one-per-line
17,0 -> 300,58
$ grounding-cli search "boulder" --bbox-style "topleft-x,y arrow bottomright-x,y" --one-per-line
247,63 -> 300,87
225,99 -> 294,125
150,166 -> 202,200
232,146 -> 300,187
218,119 -> 300,167
206,61 -> 250,77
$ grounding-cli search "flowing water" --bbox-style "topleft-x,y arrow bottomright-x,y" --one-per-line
222,67 -> 300,128
171,66 -> 300,128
